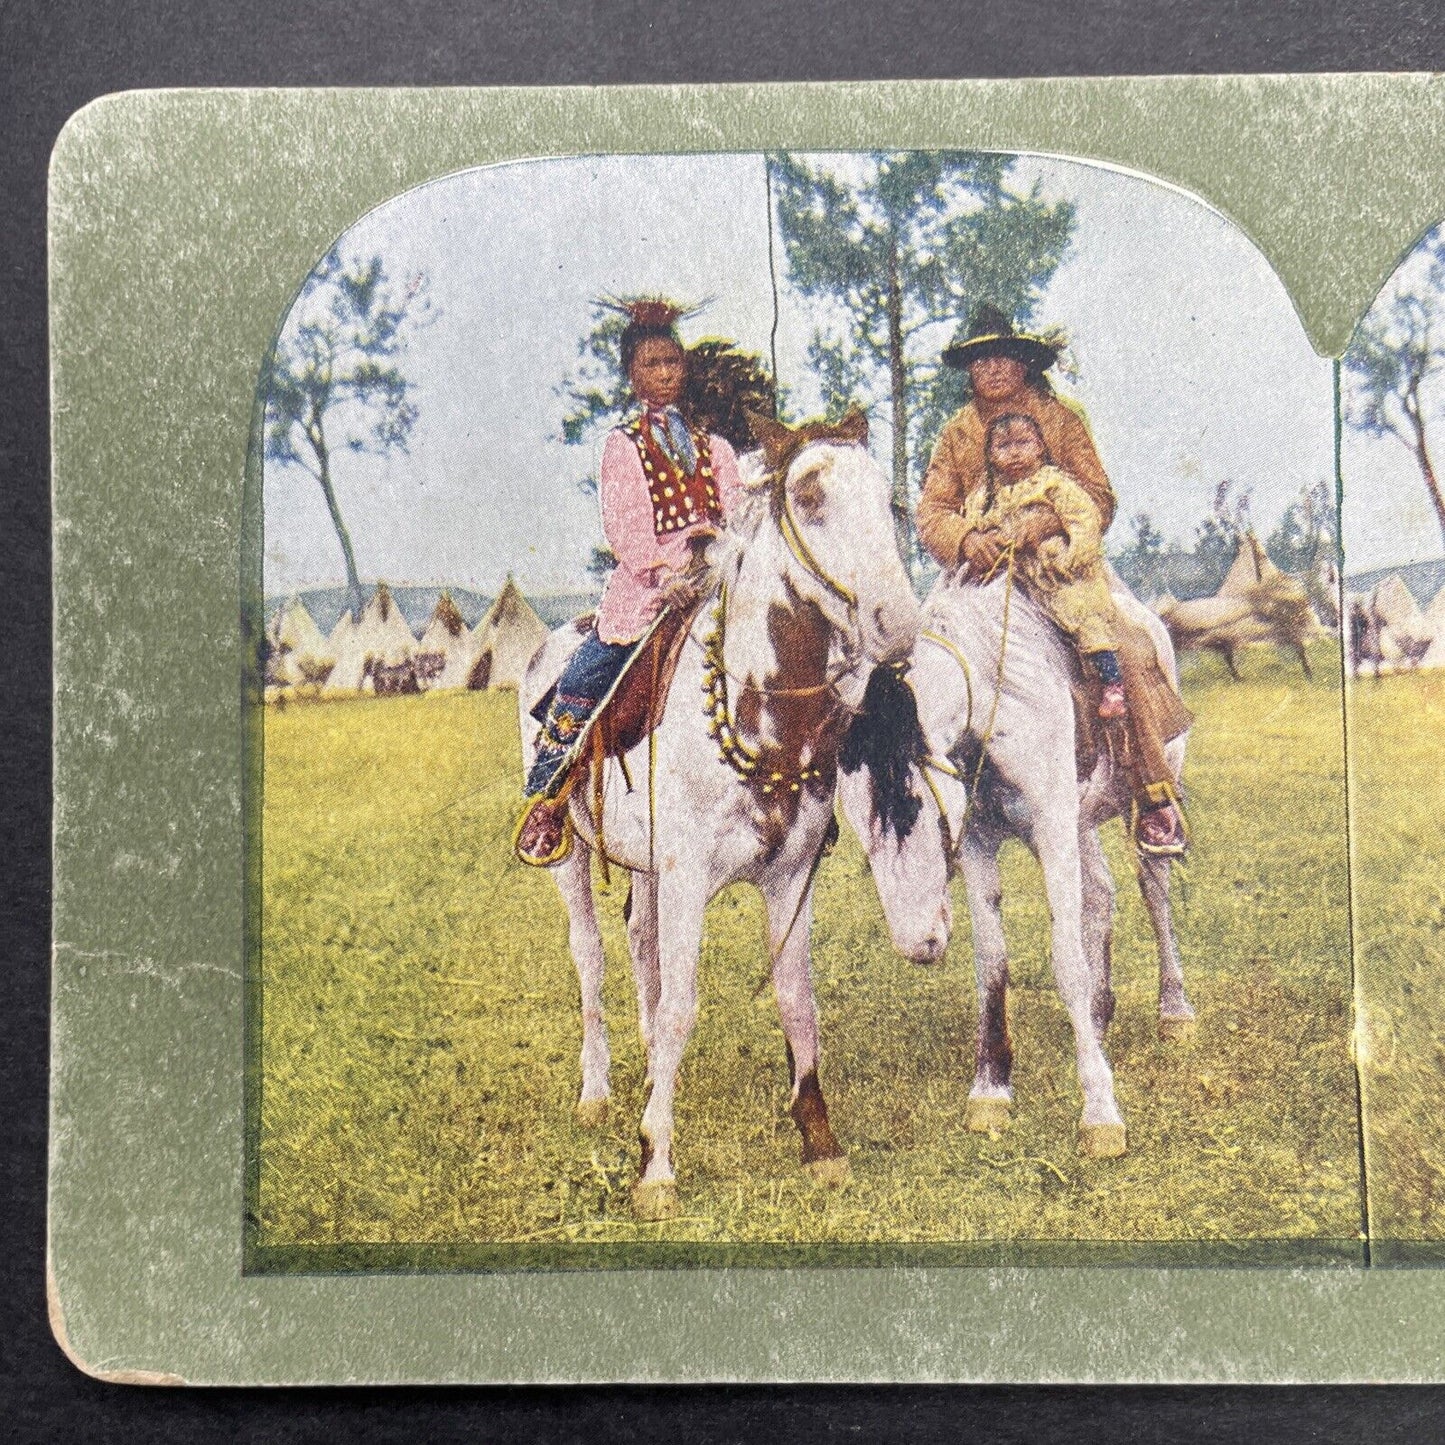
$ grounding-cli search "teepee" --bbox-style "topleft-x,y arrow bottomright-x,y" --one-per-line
1216,532 -> 1276,596
266,597 -> 334,687
326,581 -> 417,691
469,576 -> 548,690
1370,574 -> 1434,669
1157,531 -> 1318,676
415,591 -> 480,690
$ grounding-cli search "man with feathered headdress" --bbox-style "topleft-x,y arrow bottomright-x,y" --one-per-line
515,298 -> 746,866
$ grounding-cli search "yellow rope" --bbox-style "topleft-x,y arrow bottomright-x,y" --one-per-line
777,484 -> 858,610
919,628 -> 974,737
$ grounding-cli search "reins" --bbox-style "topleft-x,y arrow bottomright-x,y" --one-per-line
700,447 -> 873,787
776,487 -> 859,614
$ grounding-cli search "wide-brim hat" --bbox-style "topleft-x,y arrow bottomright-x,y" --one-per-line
941,304 -> 1064,373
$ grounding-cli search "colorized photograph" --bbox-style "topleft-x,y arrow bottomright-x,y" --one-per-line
1342,219 -> 1445,1261
248,150 -> 1358,1269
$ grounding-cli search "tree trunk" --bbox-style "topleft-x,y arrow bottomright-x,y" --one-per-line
1405,383 -> 1445,553
886,234 -> 913,579
309,413 -> 364,620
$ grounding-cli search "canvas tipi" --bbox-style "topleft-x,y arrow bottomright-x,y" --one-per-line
469,576 -> 548,690
1411,582 -> 1445,670
1156,531 -> 1318,676
415,591 -> 480,690
266,597 -> 334,687
1370,574 -> 1434,668
326,581 -> 418,691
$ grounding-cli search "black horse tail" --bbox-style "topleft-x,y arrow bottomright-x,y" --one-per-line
840,663 -> 927,839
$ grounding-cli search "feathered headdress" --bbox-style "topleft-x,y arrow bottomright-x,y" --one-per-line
598,295 -> 709,327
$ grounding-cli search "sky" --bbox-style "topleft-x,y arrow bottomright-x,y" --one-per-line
1340,227 -> 1445,577
262,150 -> 1342,599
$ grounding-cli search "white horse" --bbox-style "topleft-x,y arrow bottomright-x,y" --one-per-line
837,570 -> 1194,1158
518,412 -> 919,1219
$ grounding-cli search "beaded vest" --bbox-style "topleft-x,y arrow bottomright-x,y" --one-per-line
625,412 -> 720,537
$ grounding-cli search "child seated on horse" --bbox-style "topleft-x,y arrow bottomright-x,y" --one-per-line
960,411 -> 1128,719
514,299 -> 744,866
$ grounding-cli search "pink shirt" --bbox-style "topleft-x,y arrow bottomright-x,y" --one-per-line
595,424 -> 743,644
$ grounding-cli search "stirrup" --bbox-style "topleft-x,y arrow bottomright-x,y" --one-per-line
513,794 -> 574,867
1134,801 -> 1187,858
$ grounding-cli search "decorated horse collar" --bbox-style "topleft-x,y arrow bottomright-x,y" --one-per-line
701,584 -> 839,798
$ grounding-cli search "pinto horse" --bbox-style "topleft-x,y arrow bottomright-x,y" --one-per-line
838,571 -> 1194,1159
518,411 -> 918,1219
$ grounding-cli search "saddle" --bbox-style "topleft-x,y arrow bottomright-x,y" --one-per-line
592,602 -> 698,761
530,599 -> 701,769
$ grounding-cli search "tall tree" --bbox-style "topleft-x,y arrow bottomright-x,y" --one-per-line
1345,229 -> 1445,551
263,248 -> 434,620
770,151 -> 1076,571
1265,478 -> 1337,575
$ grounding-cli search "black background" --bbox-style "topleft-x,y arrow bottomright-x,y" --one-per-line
6,2 -> 1445,1438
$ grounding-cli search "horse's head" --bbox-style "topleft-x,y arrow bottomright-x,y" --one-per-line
837,662 -> 953,966
746,408 -> 919,666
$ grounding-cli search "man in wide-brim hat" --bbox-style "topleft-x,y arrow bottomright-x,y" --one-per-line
917,305 -> 1191,856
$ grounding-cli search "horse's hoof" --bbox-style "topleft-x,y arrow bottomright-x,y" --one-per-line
1077,1122 -> 1128,1159
574,1097 -> 609,1129
630,1179 -> 680,1221
964,1096 -> 1012,1134
1158,1014 -> 1197,1043
804,1154 -> 851,1188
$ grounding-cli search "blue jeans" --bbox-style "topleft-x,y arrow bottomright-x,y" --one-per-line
524,630 -> 634,797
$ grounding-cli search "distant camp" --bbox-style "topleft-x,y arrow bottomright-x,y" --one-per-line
261,577 -> 587,701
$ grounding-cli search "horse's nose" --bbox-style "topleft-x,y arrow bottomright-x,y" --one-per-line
908,905 -> 951,967
911,928 -> 948,967
922,897 -> 953,965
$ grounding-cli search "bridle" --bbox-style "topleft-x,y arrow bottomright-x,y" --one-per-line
701,441 -> 880,787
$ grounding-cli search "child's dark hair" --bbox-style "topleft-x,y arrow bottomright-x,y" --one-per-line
984,412 -> 1050,476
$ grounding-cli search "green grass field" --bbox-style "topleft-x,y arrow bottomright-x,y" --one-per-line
1349,668 -> 1445,1257
253,641 -> 1360,1266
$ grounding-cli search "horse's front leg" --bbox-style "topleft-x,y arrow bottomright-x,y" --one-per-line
1078,824 -> 1117,1041
550,837 -> 610,1127
1011,751 -> 1121,1156
1137,852 -> 1196,1040
763,870 -> 848,1185
632,870 -> 707,1221
959,828 -> 1014,1135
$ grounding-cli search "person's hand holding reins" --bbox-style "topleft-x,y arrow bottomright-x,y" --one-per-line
1007,502 -> 1067,555
962,502 -> 1068,582
660,526 -> 720,609
960,527 -> 1007,581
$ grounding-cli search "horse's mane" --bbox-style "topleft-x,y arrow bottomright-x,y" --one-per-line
839,664 -> 927,839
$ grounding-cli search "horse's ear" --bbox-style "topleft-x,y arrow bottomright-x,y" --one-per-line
834,407 -> 868,446
745,408 -> 793,468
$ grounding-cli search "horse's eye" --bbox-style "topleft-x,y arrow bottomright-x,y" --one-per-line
791,465 -> 826,522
